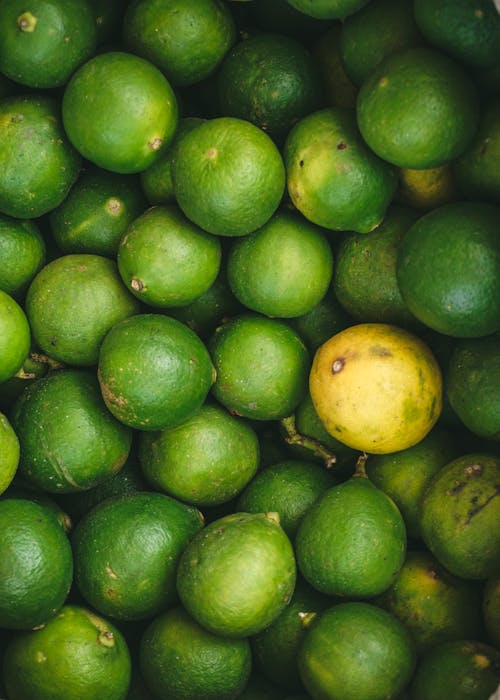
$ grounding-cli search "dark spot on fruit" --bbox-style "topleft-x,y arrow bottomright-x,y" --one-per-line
337,142 -> 347,150
465,486 -> 500,525
427,568 -> 440,580
299,160 -> 304,167
465,464 -> 483,477
449,480 -> 465,495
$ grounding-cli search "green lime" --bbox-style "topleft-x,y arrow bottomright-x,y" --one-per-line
0,95 -> 81,218
333,205 -> 419,326
483,576 -> 500,648
409,640 -> 500,700
0,0 -> 97,88
49,168 -> 147,258
209,313 -> 310,421
177,511 -> 296,637
97,313 -> 216,431
1,486 -> 73,534
217,32 -> 321,143
286,0 -> 370,20
0,215 -> 45,299
139,606 -> 251,700
3,605 -> 131,700
236,460 -> 335,539
62,51 -> 178,174
117,204 -> 221,307
298,602 -> 416,700
73,492 -> 203,621
296,476 -> 406,597
12,369 -> 132,493
0,289 -> 30,383
376,550 -> 483,653
123,0 -> 236,86
139,403 -> 259,507
420,453 -> 500,579
0,412 -> 19,495
365,426 -> 458,539
26,254 -> 140,366
396,202 -> 500,338
284,107 -> 397,233
172,116 -> 286,237
357,47 -> 479,169
340,0 -> 423,87
0,498 -> 73,629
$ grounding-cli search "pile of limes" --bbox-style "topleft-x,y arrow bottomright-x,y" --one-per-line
0,1 -> 500,699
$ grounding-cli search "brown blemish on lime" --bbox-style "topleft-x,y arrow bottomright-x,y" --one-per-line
148,137 -> 163,151
130,278 -> 144,292
17,11 -> 37,32
98,631 -> 115,648
465,463 -> 483,477
106,198 -> 122,215
207,147 -> 217,158
105,565 -> 118,580
332,358 -> 345,374
337,142 -> 347,150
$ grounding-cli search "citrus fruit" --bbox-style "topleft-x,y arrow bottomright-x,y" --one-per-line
356,47 -> 479,169
139,605 -> 252,700
298,602 -> 416,700
227,209 -> 333,318
62,51 -> 178,174
0,486 -> 72,534
446,336 -> 500,441
0,215 -> 45,299
409,640 -> 500,700
172,116 -> 286,237
395,163 -> 458,211
365,426 -> 458,539
286,0 -> 370,20
97,313 -> 216,431
483,576 -> 500,648
209,313 -> 310,421
396,202 -> 500,338
49,168 -> 147,258
0,289 -> 30,383
139,403 -> 260,507
414,0 -> 500,68
296,475 -> 406,597
0,0 -> 97,88
25,254 -> 140,366
309,323 -> 443,454
333,205 -> 419,326
420,453 -> 500,580
117,204 -> 221,308
73,492 -> 203,621
375,550 -> 483,653
0,94 -> 81,218
217,32 -> 321,143
236,460 -> 335,540
0,352 -> 49,413
340,0 -> 423,87
288,284 -> 351,354
177,511 -> 296,637
12,369 -> 132,493
3,605 -> 131,700
0,412 -> 19,495
0,498 -> 73,629
284,107 -> 397,233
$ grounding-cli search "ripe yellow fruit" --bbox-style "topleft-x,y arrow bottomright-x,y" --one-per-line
309,323 -> 442,454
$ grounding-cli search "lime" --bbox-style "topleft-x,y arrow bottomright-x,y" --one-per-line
172,116 -> 285,237
0,412 -> 19,495
12,369 -> 132,493
396,163 -> 458,211
396,202 -> 500,338
0,289 -> 30,383
296,475 -> 406,597
3,605 -> 131,700
49,168 -> 147,258
298,602 -> 416,700
0,0 -> 97,88
0,215 -> 45,299
97,313 -> 216,431
0,498 -> 73,629
217,32 -> 321,143
139,606 -> 251,700
0,352 -> 49,413
139,403 -> 259,507
0,95 -> 81,219
483,576 -> 500,648
0,486 -> 72,534
73,492 -> 203,621
209,313 -> 310,421
309,323 -> 442,454
177,511 -> 296,637
117,204 -> 221,308
227,209 -> 333,318
25,254 -> 140,366
62,51 -> 178,174
284,107 -> 397,233
357,47 -> 479,169
420,453 -> 500,580
286,0 -> 370,20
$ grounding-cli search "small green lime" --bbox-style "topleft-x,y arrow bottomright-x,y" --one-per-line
0,289 -> 30,383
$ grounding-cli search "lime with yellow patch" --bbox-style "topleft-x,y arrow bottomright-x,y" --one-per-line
309,323 -> 442,454
396,163 -> 458,211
